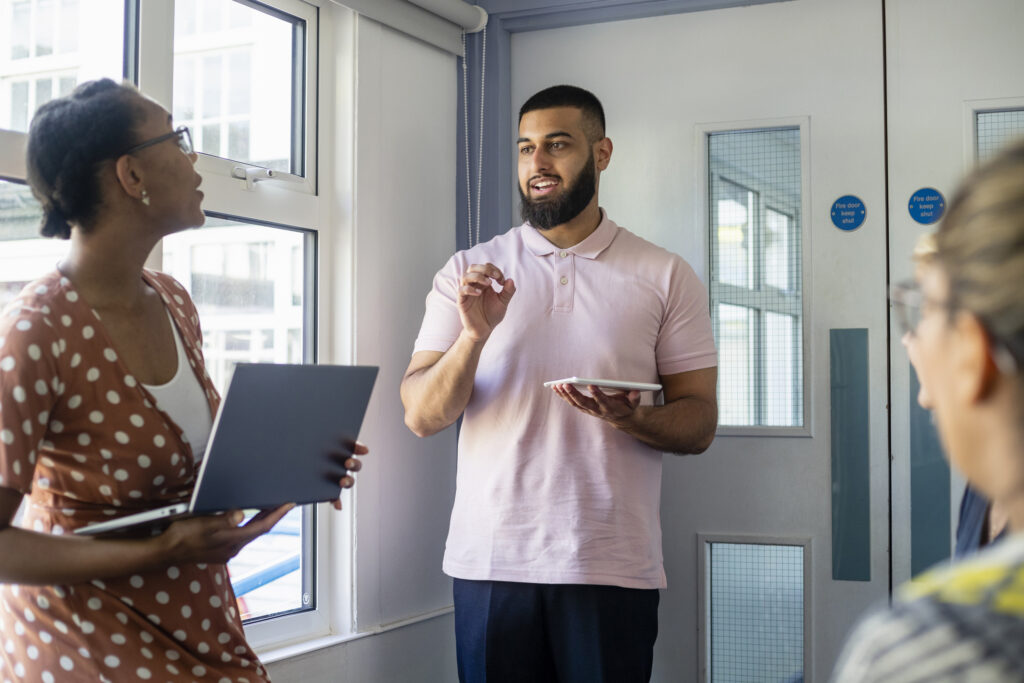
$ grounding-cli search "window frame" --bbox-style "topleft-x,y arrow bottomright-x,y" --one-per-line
0,0 -> 351,653
697,119 -> 813,438
143,0 -> 327,647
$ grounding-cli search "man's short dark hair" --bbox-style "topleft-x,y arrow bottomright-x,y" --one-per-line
518,85 -> 605,142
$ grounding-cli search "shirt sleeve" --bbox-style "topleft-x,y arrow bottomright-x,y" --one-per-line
0,303 -> 60,494
412,253 -> 466,355
655,257 -> 718,376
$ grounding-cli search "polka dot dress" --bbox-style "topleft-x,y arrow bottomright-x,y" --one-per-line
0,271 -> 270,682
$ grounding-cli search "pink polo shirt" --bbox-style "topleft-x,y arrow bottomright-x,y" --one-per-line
414,211 -> 717,589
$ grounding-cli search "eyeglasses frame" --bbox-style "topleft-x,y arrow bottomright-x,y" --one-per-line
120,126 -> 194,157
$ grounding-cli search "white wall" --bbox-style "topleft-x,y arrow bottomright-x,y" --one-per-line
266,12 -> 460,681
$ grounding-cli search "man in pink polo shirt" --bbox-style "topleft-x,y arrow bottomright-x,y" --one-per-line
401,85 -> 718,682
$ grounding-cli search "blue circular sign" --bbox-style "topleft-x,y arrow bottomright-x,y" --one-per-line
831,195 -> 867,231
908,187 -> 945,225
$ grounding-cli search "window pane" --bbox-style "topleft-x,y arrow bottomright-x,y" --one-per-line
707,542 -> 804,682
764,208 -> 791,291
709,128 -> 804,428
0,0 -> 124,132
11,1 -> 30,59
34,78 -> 53,109
162,216 -> 314,622
714,180 -> 754,289
58,0 -> 79,54
35,0 -> 55,57
11,81 -> 29,131
716,303 -> 753,426
976,109 -> 1024,163
174,0 -> 301,172
0,180 -> 71,311
764,312 -> 801,427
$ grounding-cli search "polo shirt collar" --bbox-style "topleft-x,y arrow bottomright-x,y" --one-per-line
521,209 -> 618,260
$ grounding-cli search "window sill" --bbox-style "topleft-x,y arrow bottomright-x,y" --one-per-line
255,605 -> 455,664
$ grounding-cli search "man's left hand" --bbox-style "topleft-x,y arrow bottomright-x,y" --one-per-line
551,384 -> 641,426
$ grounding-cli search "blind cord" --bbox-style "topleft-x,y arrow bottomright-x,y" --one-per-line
460,26 -> 487,248
461,32 -> 472,248
474,25 -> 486,247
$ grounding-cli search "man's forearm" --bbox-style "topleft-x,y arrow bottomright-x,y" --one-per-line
401,331 -> 486,437
611,396 -> 718,455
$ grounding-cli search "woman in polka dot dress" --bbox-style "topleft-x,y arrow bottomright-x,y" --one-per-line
0,80 -> 366,682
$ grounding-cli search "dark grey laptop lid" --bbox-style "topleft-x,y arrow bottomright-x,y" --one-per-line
190,363 -> 378,513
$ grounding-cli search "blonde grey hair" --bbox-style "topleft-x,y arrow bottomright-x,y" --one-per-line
935,138 -> 1024,373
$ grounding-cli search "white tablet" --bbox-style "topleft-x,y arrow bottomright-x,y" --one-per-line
543,377 -> 663,393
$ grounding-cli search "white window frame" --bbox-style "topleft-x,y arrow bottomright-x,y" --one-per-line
697,533 -> 812,683
696,118 -> 813,438
141,0 -> 329,650
1,0 -> 355,655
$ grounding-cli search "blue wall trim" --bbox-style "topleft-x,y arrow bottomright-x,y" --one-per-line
456,0 -> 789,251
830,328 -> 872,582
909,364 -> 951,574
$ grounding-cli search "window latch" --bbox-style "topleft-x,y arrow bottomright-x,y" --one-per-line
231,165 -> 303,191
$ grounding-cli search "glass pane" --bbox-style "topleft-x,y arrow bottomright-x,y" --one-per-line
708,128 -> 803,428
764,208 -> 791,291
0,0 -> 124,132
11,81 -> 29,131
173,0 -> 300,172
58,0 -> 78,54
976,109 -> 1024,163
714,180 -> 753,289
764,312 -> 801,427
35,0 -> 55,57
34,78 -> 52,109
162,216 -> 313,622
708,542 -> 804,683
0,180 -> 71,311
11,1 -> 30,59
716,303 -> 754,427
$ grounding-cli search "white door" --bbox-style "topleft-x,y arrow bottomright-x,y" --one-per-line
887,0 -> 1024,586
510,0 -> 889,679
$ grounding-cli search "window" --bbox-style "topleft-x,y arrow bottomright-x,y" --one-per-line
0,0 -> 124,132
976,109 -> 1024,163
708,128 -> 804,428
165,0 -> 320,631
163,217 -> 316,623
702,538 -> 807,683
1,0 -> 328,648
173,0 -> 305,173
0,178 -> 69,310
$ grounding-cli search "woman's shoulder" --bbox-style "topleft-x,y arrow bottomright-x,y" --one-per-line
0,271 -> 73,347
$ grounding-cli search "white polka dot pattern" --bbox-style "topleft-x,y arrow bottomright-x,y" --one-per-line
0,271 -> 268,681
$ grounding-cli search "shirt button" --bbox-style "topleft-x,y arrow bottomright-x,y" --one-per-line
560,277 -> 568,285
560,251 -> 568,258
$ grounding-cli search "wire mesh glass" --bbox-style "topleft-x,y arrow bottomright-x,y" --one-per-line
707,542 -> 804,683
976,109 -> 1024,163
709,128 -> 803,427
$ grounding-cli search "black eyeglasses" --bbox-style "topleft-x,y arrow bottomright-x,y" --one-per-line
121,126 -> 194,157
889,279 -> 950,337
891,278 -> 1021,375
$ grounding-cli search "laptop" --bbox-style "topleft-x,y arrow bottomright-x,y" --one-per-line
75,363 -> 378,536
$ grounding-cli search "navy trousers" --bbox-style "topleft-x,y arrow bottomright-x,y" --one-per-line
453,579 -> 660,683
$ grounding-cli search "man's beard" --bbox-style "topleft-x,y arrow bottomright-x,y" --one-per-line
518,152 -> 597,231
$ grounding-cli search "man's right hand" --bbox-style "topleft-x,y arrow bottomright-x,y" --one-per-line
457,263 -> 516,342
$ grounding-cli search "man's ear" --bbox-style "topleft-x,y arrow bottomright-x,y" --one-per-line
595,136 -> 613,171
114,154 -> 147,202
955,312 -> 1003,404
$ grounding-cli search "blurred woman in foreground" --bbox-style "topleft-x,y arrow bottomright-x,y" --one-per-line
832,139 -> 1024,681
0,79 -> 365,681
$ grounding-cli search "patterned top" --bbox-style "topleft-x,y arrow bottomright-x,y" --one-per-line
831,532 -> 1024,682
0,270 -> 270,682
